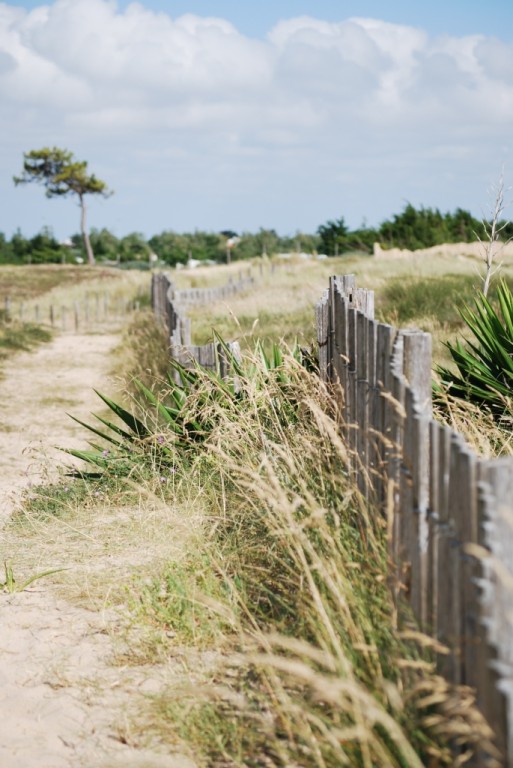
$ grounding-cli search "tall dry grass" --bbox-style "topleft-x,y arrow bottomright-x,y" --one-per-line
433,388 -> 513,457
117,348 -> 499,767
174,252 -> 513,364
7,266 -> 507,766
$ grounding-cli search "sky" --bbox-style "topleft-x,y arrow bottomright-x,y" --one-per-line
1,0 -> 513,241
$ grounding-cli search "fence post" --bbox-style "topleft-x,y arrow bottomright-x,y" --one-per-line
372,323 -> 393,510
402,330 -> 432,624
355,311 -> 370,494
331,277 -> 356,422
431,423 -> 453,680
315,290 -> 330,383
389,368 -> 406,581
353,287 -> 375,319
385,331 -> 404,555
478,458 -> 513,764
427,421 -> 441,635
402,331 -> 432,417
197,343 -> 216,371
366,318 -> 378,493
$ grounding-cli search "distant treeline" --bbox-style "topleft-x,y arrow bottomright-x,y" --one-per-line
2,204 -> 511,266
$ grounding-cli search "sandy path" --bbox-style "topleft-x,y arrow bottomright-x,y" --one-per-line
0,333 -> 119,512
0,334 -> 195,768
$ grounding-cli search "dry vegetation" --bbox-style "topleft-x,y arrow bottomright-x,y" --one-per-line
0,264 -> 150,364
174,249 -> 513,365
0,263 -> 120,302
2,250 -> 510,766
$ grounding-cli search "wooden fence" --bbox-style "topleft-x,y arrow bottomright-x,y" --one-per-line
316,275 -> 513,766
3,292 -> 139,331
151,272 -> 243,376
172,268 -> 254,305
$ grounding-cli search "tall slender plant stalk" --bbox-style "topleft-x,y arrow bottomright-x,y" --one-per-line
479,173 -> 511,296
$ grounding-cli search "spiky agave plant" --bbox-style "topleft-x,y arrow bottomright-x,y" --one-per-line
65,338 -> 306,477
436,279 -> 513,419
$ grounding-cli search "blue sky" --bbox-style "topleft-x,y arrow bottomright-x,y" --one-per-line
9,1 -> 513,40
2,0 -> 513,240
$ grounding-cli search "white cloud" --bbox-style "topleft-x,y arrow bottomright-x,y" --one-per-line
18,0 -> 272,101
0,2 -> 511,134
0,0 -> 512,237
475,37 -> 513,85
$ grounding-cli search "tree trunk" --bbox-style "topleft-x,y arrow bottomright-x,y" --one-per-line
79,194 -> 95,266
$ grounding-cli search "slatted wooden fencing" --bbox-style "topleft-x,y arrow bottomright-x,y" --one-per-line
172,268 -> 254,305
3,292 -> 138,331
151,271 -> 242,377
316,274 -> 513,766
151,272 -> 191,346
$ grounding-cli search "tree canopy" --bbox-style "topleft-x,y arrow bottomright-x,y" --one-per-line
317,217 -> 350,255
3,202 -> 508,267
14,147 -> 111,265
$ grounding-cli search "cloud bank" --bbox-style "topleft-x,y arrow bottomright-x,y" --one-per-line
1,0 -> 512,237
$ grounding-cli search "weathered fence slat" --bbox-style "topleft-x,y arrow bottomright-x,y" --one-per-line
355,312 -> 369,494
315,290 -> 330,383
152,272 -> 245,382
315,274 -> 513,765
479,459 -> 513,764
427,420 -> 440,634
476,477 -> 510,765
373,323 -> 393,509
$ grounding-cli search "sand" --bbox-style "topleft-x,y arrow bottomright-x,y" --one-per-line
0,333 -> 195,768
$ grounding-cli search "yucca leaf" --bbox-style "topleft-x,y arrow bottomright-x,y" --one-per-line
93,390 -> 149,438
165,376 -> 188,409
68,414 -> 123,447
133,380 -> 185,433
63,448 -> 108,468
256,339 -> 271,371
93,413 -> 138,442
168,360 -> 199,387
498,280 -> 513,338
87,441 -> 107,452
134,379 -> 159,405
214,332 -> 244,378
272,343 -> 283,370
438,281 -> 513,415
